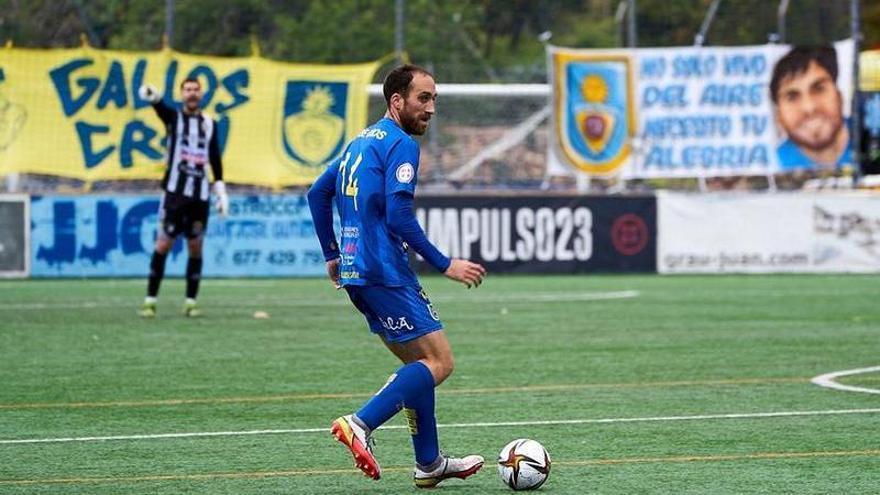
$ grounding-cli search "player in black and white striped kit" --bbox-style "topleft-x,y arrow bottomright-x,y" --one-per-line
137,77 -> 229,318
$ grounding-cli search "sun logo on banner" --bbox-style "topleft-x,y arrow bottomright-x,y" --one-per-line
577,75 -> 615,154
281,82 -> 347,168
553,53 -> 634,175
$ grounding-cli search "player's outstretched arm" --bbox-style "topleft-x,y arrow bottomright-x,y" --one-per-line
386,192 -> 450,266
138,84 -> 175,124
386,192 -> 487,288
444,258 -> 487,289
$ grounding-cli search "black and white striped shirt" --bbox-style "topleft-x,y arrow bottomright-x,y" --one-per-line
151,101 -> 223,202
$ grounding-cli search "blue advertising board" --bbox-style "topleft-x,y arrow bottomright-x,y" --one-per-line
30,194 -> 328,277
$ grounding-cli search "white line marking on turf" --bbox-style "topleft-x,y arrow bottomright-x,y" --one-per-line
0,290 -> 639,310
0,302 -> 104,310
0,376 -> 808,411
431,290 -> 640,303
3,407 -> 878,445
811,366 -> 880,395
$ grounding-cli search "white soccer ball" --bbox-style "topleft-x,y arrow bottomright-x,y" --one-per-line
497,438 -> 551,490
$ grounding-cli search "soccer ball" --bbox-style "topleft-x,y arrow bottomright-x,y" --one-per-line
497,438 -> 551,490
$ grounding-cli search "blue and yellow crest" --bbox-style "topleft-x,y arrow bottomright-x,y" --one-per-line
281,81 -> 347,168
553,53 -> 634,175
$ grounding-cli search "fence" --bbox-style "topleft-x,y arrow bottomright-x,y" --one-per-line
1,0 -> 869,195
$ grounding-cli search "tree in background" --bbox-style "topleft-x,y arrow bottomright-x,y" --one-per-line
866,0 -> 880,49
0,0 -> 875,82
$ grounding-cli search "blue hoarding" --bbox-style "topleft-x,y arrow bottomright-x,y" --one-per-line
30,194 -> 327,277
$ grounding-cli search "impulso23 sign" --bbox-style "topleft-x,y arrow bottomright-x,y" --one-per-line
414,196 -> 656,273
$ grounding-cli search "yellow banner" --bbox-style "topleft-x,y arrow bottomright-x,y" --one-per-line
862,50 -> 880,91
0,46 -> 378,186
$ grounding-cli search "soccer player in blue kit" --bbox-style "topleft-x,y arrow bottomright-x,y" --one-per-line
307,65 -> 487,488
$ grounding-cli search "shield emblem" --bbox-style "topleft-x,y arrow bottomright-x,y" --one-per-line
553,54 -> 634,175
281,82 -> 347,168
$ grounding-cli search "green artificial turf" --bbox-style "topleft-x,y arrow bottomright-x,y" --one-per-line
0,275 -> 878,494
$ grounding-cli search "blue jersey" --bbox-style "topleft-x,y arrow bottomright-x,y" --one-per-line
777,119 -> 853,171
777,139 -> 853,171
332,118 -> 421,287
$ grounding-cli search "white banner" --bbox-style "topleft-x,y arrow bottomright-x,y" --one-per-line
658,192 -> 880,273
548,40 -> 854,178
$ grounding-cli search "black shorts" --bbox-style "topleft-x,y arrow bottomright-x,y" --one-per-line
158,192 -> 210,240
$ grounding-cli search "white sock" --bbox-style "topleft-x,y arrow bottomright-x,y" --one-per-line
144,296 -> 157,305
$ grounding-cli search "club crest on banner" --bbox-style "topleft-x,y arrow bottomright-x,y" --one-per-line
281,82 -> 347,168
553,52 -> 634,175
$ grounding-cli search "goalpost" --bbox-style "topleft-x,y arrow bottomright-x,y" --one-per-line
368,83 -> 554,188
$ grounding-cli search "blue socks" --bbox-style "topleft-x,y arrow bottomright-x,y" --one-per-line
404,383 -> 439,466
356,361 -> 434,429
355,361 -> 440,466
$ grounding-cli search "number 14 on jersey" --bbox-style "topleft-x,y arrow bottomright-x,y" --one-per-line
339,152 -> 362,210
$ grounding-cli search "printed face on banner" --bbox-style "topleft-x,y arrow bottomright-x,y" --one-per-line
281,82 -> 347,168
770,46 -> 851,171
548,41 -> 854,179
554,54 -> 634,175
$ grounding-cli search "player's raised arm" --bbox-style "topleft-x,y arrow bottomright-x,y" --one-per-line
308,158 -> 343,287
138,84 -> 176,125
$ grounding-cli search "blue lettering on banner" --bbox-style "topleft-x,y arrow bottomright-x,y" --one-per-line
643,115 -> 731,139
722,54 -> 766,77
627,45 -> 785,175
79,201 -> 118,264
97,61 -> 128,110
48,57 -> 251,171
49,58 -> 100,117
740,115 -> 768,136
215,69 -> 250,113
30,194 -> 327,277
75,121 -> 114,168
640,57 -> 666,79
699,83 -> 763,107
672,54 -> 717,78
120,120 -> 163,167
681,145 -> 769,168
645,145 -> 769,169
120,200 -> 161,255
131,59 -> 150,109
36,200 -> 77,266
642,85 -> 688,108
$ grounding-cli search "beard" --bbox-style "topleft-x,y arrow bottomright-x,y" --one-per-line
400,106 -> 430,135
184,97 -> 201,113
787,113 -> 844,152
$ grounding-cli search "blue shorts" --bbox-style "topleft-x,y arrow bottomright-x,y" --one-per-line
344,284 -> 443,343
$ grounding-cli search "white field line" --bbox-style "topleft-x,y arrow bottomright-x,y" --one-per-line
0,290 -> 639,310
811,366 -> 880,395
3,407 -> 878,446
